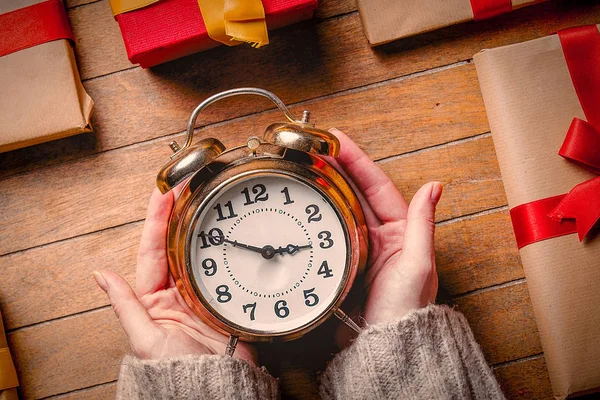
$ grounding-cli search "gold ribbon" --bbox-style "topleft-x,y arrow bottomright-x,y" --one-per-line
198,0 -> 268,48
109,0 -> 159,16
110,0 -> 269,49
0,348 -> 18,391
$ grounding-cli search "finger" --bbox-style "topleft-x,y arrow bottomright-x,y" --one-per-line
136,188 -> 174,297
329,128 -> 408,223
401,182 -> 443,272
93,270 -> 161,348
326,156 -> 380,228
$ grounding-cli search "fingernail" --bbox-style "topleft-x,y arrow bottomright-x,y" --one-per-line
92,271 -> 108,292
430,182 -> 443,204
328,128 -> 342,135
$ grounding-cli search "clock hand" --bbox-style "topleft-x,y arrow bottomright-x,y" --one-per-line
201,232 -> 282,260
200,232 -> 264,254
274,243 -> 313,256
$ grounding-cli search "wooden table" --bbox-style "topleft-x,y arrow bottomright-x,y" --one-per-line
1,1 -> 598,398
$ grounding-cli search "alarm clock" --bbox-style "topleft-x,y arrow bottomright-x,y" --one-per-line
157,88 -> 368,356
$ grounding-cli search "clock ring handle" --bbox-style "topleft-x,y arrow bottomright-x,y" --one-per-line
174,88 -> 300,159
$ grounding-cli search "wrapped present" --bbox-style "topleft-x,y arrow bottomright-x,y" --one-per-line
0,308 -> 18,400
0,0 -> 93,153
110,0 -> 319,68
474,26 -> 600,399
357,0 -> 544,46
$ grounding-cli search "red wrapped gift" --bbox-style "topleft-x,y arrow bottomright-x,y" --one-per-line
111,0 -> 318,68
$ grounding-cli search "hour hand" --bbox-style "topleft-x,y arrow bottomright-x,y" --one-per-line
275,243 -> 313,256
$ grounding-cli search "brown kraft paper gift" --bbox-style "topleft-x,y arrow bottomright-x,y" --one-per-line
357,0 -> 541,46
0,0 -> 93,153
474,28 -> 600,398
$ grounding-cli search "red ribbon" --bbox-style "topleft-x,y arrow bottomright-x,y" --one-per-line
0,0 -> 74,58
510,26 -> 600,249
469,0 -> 512,21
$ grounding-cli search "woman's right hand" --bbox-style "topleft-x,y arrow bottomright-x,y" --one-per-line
329,129 -> 442,326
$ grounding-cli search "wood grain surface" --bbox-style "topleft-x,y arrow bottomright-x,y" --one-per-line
1,206 -> 521,332
0,132 -> 504,256
495,356 -> 553,399
1,0 -> 595,398
9,281 -> 538,399
2,1 -> 599,178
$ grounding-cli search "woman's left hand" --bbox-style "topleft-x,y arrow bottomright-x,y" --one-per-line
93,188 -> 257,364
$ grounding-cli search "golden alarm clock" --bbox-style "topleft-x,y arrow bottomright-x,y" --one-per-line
156,88 -> 368,356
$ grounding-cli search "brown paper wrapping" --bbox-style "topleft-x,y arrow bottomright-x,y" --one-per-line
0,0 -> 93,153
0,308 -> 18,400
474,31 -> 600,399
357,0 -> 540,46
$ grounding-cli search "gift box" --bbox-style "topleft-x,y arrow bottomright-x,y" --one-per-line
474,26 -> 600,399
0,0 -> 93,153
111,0 -> 319,68
0,307 -> 18,400
357,0 -> 543,46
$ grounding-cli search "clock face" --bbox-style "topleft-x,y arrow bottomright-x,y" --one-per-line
189,174 -> 349,335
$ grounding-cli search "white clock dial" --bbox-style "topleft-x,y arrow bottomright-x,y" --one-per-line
189,174 -> 348,334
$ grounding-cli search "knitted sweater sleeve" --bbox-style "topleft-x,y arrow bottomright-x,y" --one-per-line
319,304 -> 506,399
116,354 -> 278,400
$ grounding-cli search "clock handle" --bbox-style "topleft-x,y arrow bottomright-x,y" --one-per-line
225,334 -> 239,357
172,88 -> 300,159
334,309 -> 362,334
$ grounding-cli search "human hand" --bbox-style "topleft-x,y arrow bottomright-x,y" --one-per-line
92,188 -> 257,364
329,129 -> 442,326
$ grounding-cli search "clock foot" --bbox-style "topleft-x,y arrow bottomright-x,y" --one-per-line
225,335 -> 239,357
334,308 -> 361,334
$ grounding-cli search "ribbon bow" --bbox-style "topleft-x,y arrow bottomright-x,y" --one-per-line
510,26 -> 600,248
549,26 -> 600,241
549,120 -> 600,241
110,0 -> 269,48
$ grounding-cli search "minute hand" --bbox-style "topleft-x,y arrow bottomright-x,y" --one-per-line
201,233 -> 264,254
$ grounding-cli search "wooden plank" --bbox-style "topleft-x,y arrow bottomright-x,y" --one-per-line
39,357 -> 554,400
436,210 -> 523,296
0,130 -> 502,256
66,0 -> 357,16
8,281 -> 539,399
494,356 -> 553,400
66,0 -> 101,9
0,61 -> 487,179
0,132 -> 504,330
8,309 -> 127,399
73,1 -> 600,82
66,0 -> 356,82
0,207 -> 521,332
316,0 -> 357,19
0,223 -> 141,330
42,358 -> 554,400
455,282 -> 542,366
48,382 -> 117,400
379,134 -> 505,220
2,2 -> 598,178
68,1 -> 132,81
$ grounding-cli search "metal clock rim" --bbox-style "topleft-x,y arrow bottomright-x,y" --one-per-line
166,147 -> 368,343
184,169 -> 353,339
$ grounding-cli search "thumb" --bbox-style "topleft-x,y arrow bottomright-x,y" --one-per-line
401,182 -> 443,273
93,270 -> 161,352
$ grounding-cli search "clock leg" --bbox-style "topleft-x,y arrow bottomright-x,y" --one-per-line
225,335 -> 239,356
334,308 -> 361,334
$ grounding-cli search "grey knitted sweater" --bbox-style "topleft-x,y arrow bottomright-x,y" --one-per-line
117,305 -> 506,399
